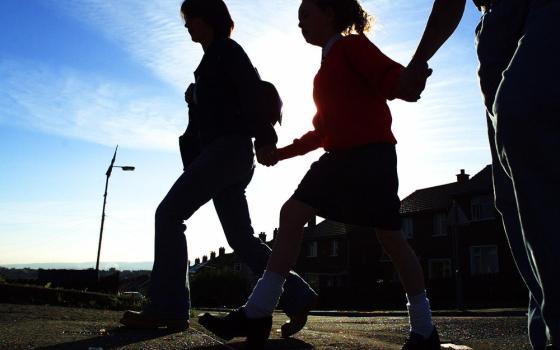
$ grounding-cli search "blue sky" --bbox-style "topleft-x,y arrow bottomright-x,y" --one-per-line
0,0 -> 487,267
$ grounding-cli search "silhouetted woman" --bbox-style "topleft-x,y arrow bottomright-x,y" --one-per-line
120,0 -> 317,334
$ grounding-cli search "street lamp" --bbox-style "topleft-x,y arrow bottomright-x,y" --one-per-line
95,145 -> 135,276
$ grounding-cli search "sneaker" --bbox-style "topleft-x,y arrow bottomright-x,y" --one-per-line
281,293 -> 319,338
120,309 -> 189,331
402,327 -> 440,350
198,308 -> 272,349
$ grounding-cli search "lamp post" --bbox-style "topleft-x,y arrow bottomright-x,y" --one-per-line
448,200 -> 468,309
95,145 -> 135,276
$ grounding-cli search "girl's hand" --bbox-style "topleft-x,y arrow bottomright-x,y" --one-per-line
397,61 -> 433,102
256,144 -> 279,167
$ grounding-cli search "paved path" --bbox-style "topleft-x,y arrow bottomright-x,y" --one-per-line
0,304 -> 530,349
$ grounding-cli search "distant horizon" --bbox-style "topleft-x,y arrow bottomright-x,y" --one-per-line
0,261 -> 154,271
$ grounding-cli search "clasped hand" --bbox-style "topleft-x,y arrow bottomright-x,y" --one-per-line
397,61 -> 433,102
256,144 -> 279,167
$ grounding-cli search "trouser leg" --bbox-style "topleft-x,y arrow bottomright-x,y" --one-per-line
491,1 -> 560,344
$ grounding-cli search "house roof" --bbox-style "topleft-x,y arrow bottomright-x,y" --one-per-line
189,260 -> 209,273
305,219 -> 347,238
400,165 -> 492,215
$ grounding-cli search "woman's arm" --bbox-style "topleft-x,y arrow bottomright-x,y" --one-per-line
222,40 -> 278,150
179,106 -> 201,171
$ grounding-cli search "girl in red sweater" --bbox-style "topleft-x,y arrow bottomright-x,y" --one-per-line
200,1 -> 436,349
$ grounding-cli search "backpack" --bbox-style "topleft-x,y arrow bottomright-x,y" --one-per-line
255,68 -> 283,126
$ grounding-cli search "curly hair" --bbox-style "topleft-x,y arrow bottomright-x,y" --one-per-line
180,0 -> 234,39
309,0 -> 373,35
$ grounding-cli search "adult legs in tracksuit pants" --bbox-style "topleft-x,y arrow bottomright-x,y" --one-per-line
475,0 -> 560,347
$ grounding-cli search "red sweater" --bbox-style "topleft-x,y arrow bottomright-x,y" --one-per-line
279,34 -> 403,159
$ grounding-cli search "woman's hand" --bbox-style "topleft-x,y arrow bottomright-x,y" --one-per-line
256,144 -> 279,167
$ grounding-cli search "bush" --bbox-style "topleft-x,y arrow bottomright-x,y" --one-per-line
190,269 -> 251,308
0,283 -> 147,310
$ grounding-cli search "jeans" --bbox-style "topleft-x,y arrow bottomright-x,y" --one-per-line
475,0 -> 560,347
147,135 -> 317,319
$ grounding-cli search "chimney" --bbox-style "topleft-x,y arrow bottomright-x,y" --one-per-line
202,255 -> 208,263
258,232 -> 267,242
195,258 -> 200,265
273,228 -> 278,240
307,216 -> 316,228
210,251 -> 216,260
456,169 -> 470,183
219,247 -> 225,256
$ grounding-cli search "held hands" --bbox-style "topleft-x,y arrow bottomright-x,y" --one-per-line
256,144 -> 279,167
185,83 -> 195,105
396,60 -> 433,102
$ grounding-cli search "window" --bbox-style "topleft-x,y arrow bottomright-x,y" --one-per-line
428,259 -> 452,280
470,245 -> 499,275
402,217 -> 414,239
433,212 -> 448,237
329,239 -> 339,257
471,195 -> 496,221
306,241 -> 318,258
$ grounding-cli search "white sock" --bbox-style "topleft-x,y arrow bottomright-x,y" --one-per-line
244,270 -> 286,319
406,291 -> 434,339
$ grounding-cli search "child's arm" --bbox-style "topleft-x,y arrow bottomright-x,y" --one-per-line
277,129 -> 322,161
343,35 -> 404,101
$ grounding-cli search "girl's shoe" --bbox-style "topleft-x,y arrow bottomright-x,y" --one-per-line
401,327 -> 440,350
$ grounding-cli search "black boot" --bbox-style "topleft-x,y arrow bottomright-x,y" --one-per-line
198,308 -> 272,349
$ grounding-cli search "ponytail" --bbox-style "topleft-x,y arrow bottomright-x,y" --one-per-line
310,0 -> 372,35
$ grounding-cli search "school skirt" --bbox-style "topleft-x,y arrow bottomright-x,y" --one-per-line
291,143 -> 401,230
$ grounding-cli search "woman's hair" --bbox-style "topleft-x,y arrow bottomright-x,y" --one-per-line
180,0 -> 234,39
309,0 -> 372,35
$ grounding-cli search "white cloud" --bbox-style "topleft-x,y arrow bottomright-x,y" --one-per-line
1,60 -> 185,150
49,0 -> 198,91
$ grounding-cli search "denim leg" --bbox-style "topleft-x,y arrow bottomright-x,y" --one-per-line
529,292 -> 548,350
487,114 -> 547,350
476,3 -> 548,347
148,136 -> 256,318
492,1 -> 560,344
213,177 -> 318,317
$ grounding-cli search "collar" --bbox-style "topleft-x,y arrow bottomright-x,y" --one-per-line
322,34 -> 342,62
